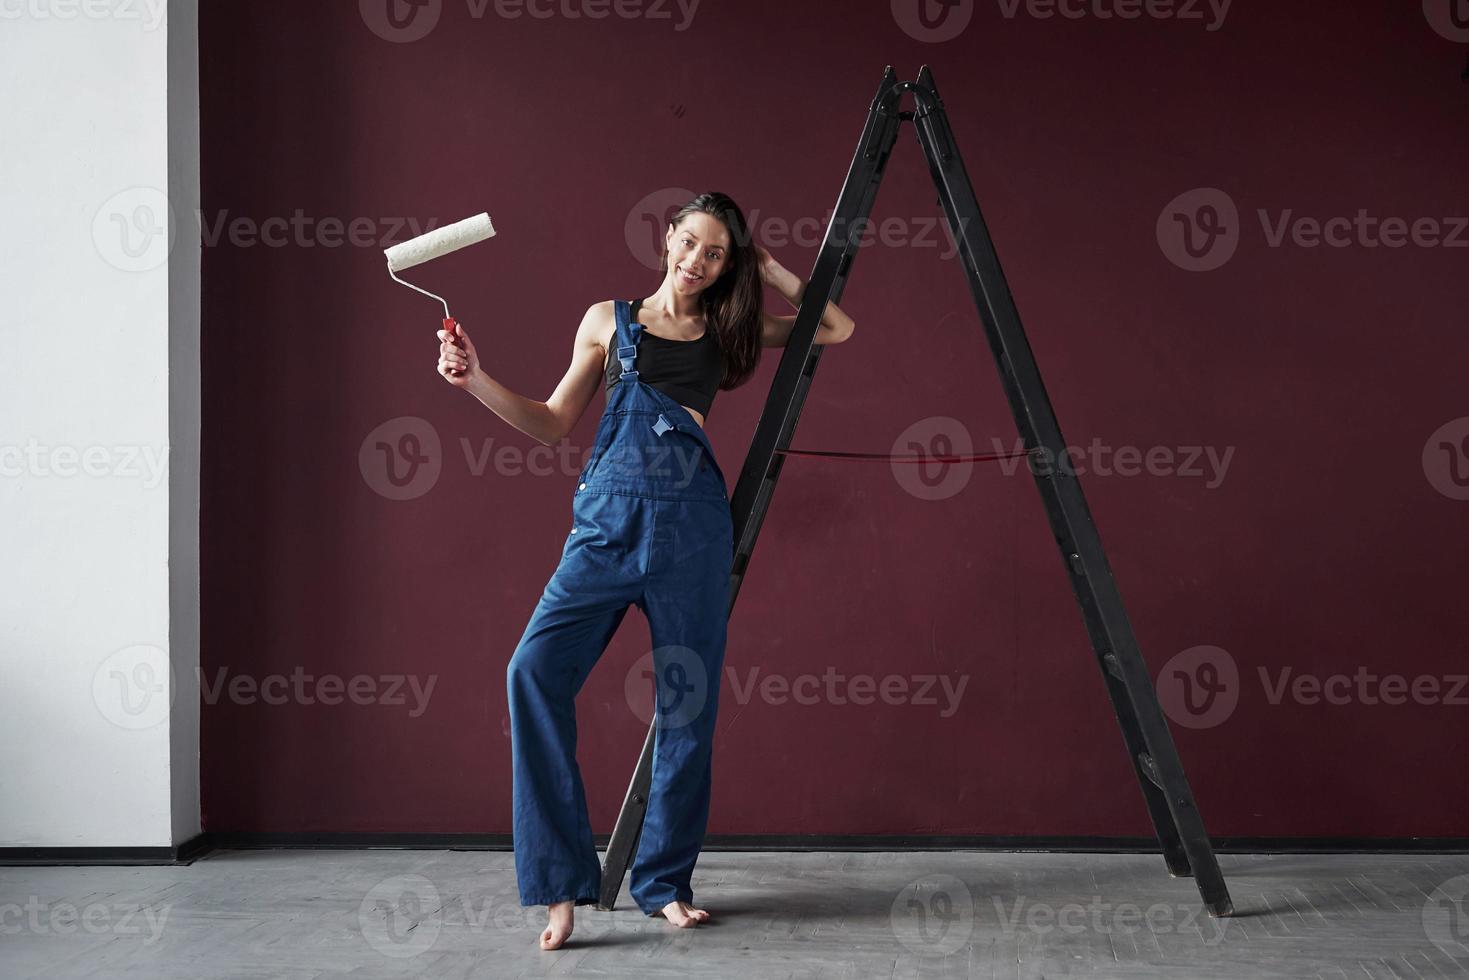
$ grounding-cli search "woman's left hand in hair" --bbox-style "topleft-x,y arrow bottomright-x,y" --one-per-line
753,243 -> 780,285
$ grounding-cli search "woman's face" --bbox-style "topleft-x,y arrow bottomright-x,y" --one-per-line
665,213 -> 731,294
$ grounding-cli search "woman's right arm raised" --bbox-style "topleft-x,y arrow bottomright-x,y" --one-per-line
436,301 -> 609,447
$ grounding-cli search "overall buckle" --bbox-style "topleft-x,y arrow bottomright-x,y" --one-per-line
651,413 -> 676,436
617,343 -> 638,382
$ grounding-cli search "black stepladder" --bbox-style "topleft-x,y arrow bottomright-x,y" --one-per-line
598,64 -> 1233,918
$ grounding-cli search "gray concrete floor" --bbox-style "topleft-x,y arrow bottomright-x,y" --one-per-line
3,850 -> 1468,979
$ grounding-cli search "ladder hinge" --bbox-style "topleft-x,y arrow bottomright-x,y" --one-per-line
1137,753 -> 1163,790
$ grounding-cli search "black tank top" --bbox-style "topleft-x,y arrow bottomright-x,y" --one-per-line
604,297 -> 724,418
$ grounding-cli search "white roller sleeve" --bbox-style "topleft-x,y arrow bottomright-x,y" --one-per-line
384,212 -> 495,271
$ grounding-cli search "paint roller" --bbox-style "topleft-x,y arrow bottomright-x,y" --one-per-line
383,212 -> 496,366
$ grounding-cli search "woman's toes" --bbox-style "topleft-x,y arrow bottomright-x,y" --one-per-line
660,900 -> 711,927
539,922 -> 572,950
539,900 -> 576,950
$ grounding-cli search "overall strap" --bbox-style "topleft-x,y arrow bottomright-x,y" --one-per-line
614,299 -> 642,383
614,299 -> 681,438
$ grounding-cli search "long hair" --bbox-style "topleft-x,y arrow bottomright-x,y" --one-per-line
657,191 -> 762,390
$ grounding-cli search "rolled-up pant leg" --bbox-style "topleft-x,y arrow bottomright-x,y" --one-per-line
628,497 -> 734,915
506,499 -> 646,908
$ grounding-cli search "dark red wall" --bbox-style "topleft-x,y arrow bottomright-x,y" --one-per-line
200,1 -> 1469,838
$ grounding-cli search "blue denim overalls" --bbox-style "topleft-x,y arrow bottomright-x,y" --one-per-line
506,298 -> 735,916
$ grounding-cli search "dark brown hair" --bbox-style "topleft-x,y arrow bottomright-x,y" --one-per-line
658,191 -> 762,390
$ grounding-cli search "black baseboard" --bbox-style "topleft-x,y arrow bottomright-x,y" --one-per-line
3,832 -> 1467,866
0,833 -> 215,866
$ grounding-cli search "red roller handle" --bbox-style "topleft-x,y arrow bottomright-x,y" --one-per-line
443,316 -> 467,376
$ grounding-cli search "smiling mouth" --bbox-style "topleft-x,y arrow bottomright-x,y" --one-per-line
678,265 -> 703,283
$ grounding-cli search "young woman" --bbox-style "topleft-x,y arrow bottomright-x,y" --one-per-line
434,192 -> 855,950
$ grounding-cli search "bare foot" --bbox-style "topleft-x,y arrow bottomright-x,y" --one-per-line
660,899 -> 711,927
539,899 -> 575,950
